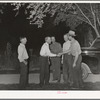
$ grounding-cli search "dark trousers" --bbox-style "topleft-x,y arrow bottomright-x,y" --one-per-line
72,54 -> 83,88
40,56 -> 50,85
63,54 -> 73,83
19,62 -> 28,89
51,57 -> 61,81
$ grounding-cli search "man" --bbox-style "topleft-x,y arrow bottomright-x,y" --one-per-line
68,30 -> 83,89
50,36 -> 62,82
18,37 -> 29,89
62,34 -> 72,85
40,37 -> 58,87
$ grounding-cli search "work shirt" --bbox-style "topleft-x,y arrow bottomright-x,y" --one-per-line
40,42 -> 56,57
63,40 -> 71,52
18,43 -> 29,62
50,42 -> 62,54
70,40 -> 81,56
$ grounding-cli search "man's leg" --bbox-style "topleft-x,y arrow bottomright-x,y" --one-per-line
19,62 -> 28,89
51,58 -> 57,80
76,55 -> 83,87
73,67 -> 79,88
73,55 -> 83,88
68,55 -> 73,85
63,54 -> 69,84
51,57 -> 60,81
55,57 -> 61,81
40,57 -> 45,86
44,57 -> 50,85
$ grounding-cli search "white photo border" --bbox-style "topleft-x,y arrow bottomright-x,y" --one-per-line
0,0 -> 100,99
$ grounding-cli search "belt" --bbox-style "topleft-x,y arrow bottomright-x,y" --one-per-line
40,55 -> 48,58
71,53 -> 81,57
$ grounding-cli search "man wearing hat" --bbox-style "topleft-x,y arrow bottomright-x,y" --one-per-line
68,30 -> 83,89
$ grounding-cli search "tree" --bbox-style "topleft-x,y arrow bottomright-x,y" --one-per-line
50,3 -> 100,37
12,3 -> 100,37
11,3 -> 73,27
73,3 -> 100,37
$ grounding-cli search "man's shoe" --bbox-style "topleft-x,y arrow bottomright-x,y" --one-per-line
71,86 -> 80,89
52,79 -> 58,81
69,82 -> 74,87
57,80 -> 60,83
39,83 -> 44,88
80,85 -> 84,89
45,82 -> 50,85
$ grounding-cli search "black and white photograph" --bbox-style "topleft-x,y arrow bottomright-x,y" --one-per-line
0,0 -> 100,92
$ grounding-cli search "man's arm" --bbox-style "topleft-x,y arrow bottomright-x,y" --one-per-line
40,44 -> 57,57
73,44 -> 80,67
58,49 -> 70,56
73,52 -> 78,67
47,49 -> 57,57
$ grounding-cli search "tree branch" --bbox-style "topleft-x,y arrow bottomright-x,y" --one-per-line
90,3 -> 96,27
75,3 -> 94,28
97,16 -> 100,26
90,3 -> 100,37
77,16 -> 91,25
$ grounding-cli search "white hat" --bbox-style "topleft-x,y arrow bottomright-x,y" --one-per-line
68,30 -> 76,36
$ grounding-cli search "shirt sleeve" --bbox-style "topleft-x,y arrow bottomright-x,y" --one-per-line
63,43 -> 65,52
18,46 -> 24,62
46,47 -> 56,57
40,43 -> 56,57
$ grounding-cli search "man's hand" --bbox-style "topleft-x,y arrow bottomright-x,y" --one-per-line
57,53 -> 62,57
73,63 -> 76,68
23,60 -> 28,65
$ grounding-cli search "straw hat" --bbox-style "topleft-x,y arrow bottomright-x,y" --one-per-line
68,30 -> 76,36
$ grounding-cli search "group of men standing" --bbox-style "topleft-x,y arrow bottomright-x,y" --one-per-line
39,30 -> 83,89
17,30 -> 83,89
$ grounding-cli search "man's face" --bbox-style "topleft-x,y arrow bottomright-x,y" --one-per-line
51,37 -> 55,43
68,35 -> 72,41
47,37 -> 51,44
64,35 -> 68,42
21,38 -> 27,45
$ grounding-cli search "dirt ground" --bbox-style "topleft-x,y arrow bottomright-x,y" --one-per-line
0,82 -> 100,90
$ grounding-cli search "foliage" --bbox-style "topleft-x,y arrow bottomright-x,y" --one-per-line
11,3 -> 100,37
11,3 -> 73,28
0,3 -> 100,36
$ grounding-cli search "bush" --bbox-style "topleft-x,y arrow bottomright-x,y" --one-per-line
29,55 -> 40,71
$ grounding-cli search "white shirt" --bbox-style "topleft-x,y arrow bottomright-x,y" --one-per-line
63,40 -> 71,52
40,42 -> 56,57
18,43 -> 29,62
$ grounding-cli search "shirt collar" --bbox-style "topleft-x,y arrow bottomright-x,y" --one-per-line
45,42 -> 49,46
71,39 -> 76,44
65,40 -> 70,43
20,43 -> 25,47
